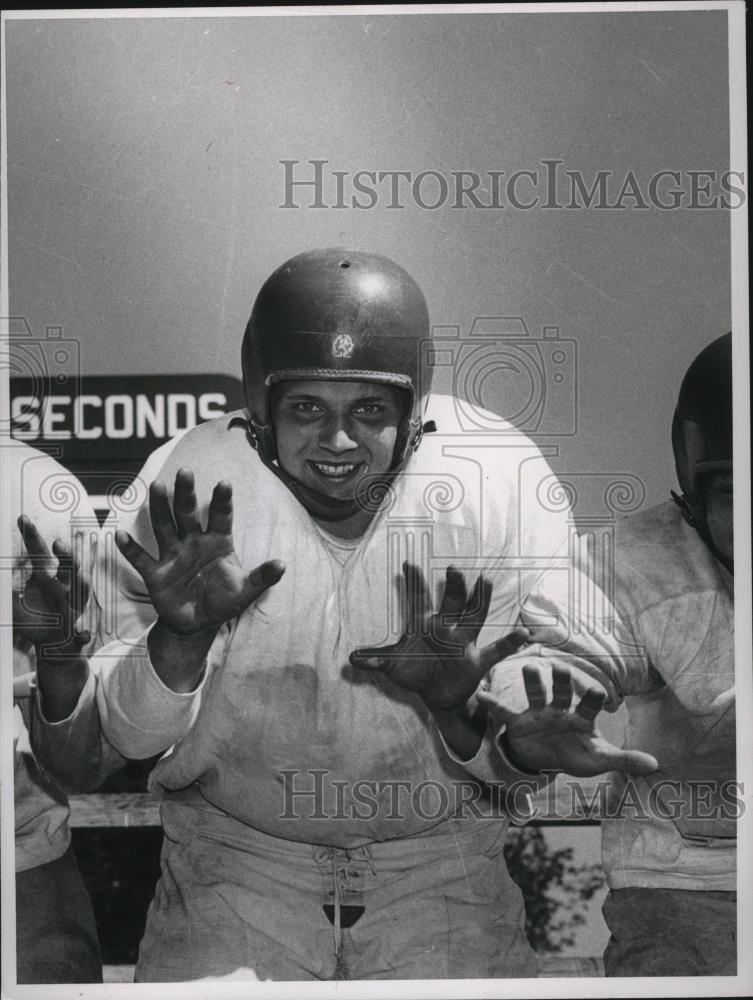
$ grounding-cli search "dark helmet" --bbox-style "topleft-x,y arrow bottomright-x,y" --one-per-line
671,332 -> 732,536
242,248 -> 432,465
241,248 -> 433,519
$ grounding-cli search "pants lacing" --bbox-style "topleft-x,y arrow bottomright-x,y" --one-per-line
312,844 -> 376,973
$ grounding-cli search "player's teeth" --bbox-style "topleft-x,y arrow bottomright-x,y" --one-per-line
315,463 -> 356,476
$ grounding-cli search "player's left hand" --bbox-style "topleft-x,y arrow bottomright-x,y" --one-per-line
477,663 -> 658,777
13,515 -> 91,658
350,562 -> 530,712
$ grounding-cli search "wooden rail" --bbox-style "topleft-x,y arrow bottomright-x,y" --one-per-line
71,792 -> 160,827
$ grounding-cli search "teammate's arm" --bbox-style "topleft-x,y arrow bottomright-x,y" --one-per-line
17,513 -> 127,792
14,515 -> 91,722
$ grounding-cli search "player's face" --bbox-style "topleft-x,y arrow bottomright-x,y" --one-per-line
270,380 -> 404,498
703,471 -> 733,568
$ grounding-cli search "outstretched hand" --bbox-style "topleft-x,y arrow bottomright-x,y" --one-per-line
478,663 -> 658,777
350,562 -> 530,713
115,468 -> 285,637
13,515 -> 91,658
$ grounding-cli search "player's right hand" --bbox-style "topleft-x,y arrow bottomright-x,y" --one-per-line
115,468 -> 285,637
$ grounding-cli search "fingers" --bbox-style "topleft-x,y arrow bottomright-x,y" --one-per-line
17,516 -> 55,576
402,564 -> 491,643
72,626 -> 91,647
349,644 -> 399,672
402,562 -> 431,634
51,537 -> 73,590
438,566 -> 468,620
207,481 -> 234,535
240,559 -> 286,609
575,686 -> 607,722
115,529 -> 158,580
172,469 -> 202,538
17,519 -> 90,632
456,574 -> 493,645
148,469 -> 204,551
54,532 -> 91,621
477,626 -> 532,672
551,664 -> 574,711
523,665 -> 606,721
522,664 -> 548,711
149,480 -> 180,557
153,472 -> 237,544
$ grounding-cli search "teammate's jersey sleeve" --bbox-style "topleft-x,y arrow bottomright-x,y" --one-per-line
436,724 -> 546,822
30,669 -> 124,793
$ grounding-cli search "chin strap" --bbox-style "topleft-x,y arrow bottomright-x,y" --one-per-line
242,416 -> 436,523
670,490 -> 733,575
257,449 -> 376,522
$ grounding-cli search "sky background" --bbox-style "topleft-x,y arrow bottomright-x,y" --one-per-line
5,9 -> 734,508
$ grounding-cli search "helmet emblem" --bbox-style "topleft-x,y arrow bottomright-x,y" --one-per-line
332,333 -> 354,358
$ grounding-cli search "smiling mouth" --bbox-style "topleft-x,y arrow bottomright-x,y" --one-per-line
308,461 -> 363,481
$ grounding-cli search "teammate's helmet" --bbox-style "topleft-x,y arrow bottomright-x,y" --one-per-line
671,332 -> 732,531
242,248 -> 432,469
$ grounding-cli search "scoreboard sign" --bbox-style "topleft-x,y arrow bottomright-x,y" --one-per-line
10,374 -> 246,501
